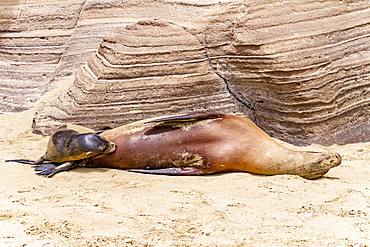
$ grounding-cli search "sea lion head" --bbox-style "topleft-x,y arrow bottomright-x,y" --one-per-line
44,129 -> 116,163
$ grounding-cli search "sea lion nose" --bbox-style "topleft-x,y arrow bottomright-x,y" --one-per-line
103,142 -> 116,153
109,143 -> 116,152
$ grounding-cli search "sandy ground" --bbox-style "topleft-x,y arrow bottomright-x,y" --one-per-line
0,107 -> 369,246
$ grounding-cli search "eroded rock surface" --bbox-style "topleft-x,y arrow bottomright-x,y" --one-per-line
203,0 -> 370,145
0,0 -> 85,112
0,0 -> 230,112
33,20 -> 239,134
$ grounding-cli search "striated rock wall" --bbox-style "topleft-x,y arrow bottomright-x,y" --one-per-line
33,20 -> 239,133
0,0 -> 231,112
1,0 -> 369,145
202,0 -> 370,145
0,0 -> 85,112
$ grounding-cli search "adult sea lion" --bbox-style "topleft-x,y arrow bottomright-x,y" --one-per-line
7,113 -> 341,179
6,125 -> 116,176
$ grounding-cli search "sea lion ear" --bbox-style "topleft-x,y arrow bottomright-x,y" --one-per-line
55,124 -> 68,131
94,130 -> 106,135
144,112 -> 226,124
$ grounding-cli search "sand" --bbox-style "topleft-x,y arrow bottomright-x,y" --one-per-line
0,107 -> 369,246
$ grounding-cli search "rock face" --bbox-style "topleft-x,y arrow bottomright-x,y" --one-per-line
0,0 -> 85,112
33,20 -> 239,133
203,0 -> 370,145
1,0 -> 370,145
0,0 -> 227,113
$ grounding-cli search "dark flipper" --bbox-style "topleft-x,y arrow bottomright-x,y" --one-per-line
34,162 -> 79,177
6,159 -> 79,177
33,163 -> 60,171
127,167 -> 211,175
6,159 -> 62,172
145,112 -> 226,124
5,159 -> 37,165
6,158 -> 44,166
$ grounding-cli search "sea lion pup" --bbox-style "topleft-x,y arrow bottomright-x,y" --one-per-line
6,125 -> 116,177
86,113 -> 341,179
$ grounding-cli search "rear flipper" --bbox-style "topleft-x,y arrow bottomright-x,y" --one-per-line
34,162 -> 79,177
127,167 -> 212,175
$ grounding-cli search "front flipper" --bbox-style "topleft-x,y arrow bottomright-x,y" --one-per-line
35,162 -> 79,177
127,167 -> 211,175
32,163 -> 60,171
145,112 -> 226,124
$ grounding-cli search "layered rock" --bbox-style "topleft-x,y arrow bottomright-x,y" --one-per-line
33,20 -> 239,134
0,0 -> 85,112
0,0 -> 233,113
203,0 -> 370,145
49,0 -> 230,90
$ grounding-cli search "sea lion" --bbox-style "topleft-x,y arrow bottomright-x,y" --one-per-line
7,113 -> 341,179
87,113 -> 341,179
6,125 -> 116,176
